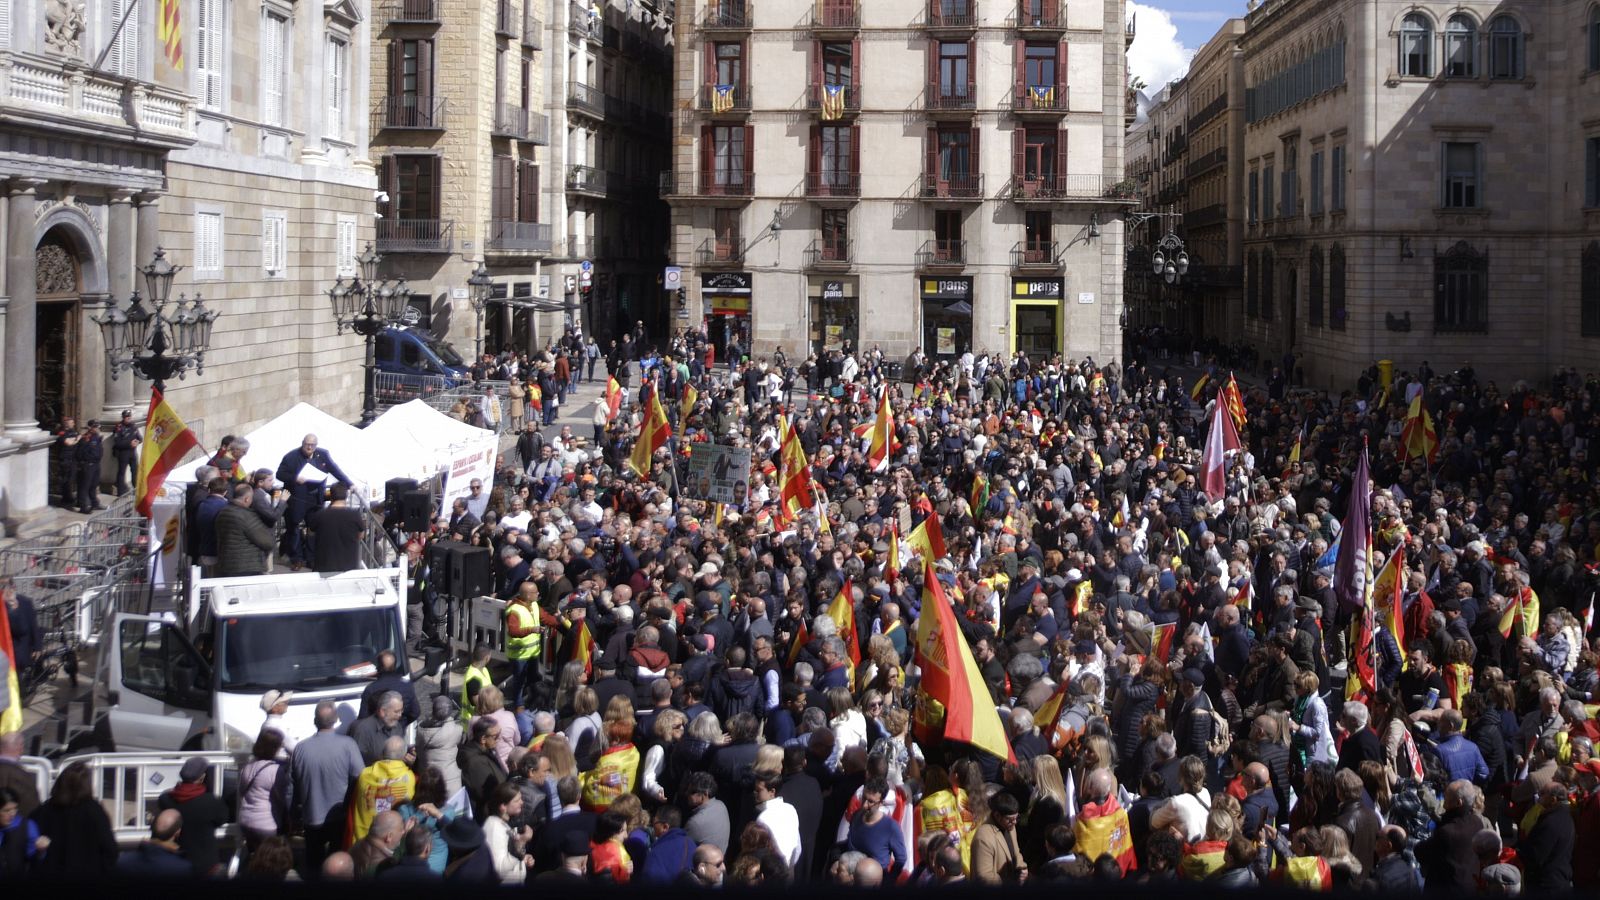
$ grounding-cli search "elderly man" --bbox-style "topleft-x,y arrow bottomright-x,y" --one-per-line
215,482 -> 275,577
288,701 -> 365,874
349,691 -> 408,766
275,434 -> 352,570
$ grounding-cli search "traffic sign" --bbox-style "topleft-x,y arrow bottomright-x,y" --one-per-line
580,259 -> 593,272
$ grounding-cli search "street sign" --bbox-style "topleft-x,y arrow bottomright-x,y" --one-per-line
580,269 -> 593,287
664,266 -> 682,290
564,275 -> 577,292
580,259 -> 593,272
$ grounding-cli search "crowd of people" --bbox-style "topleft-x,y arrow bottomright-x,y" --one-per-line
6,324 -> 1600,894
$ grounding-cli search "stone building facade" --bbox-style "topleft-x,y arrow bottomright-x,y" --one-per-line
0,0 -> 372,530
666,0 -> 1134,364
1230,0 -> 1597,386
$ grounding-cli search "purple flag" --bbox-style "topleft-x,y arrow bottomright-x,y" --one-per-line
1334,443 -> 1371,613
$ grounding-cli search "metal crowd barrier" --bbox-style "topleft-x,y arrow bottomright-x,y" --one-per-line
17,751 -> 238,847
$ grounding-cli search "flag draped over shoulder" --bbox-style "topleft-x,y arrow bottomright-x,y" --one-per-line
136,387 -> 201,518
528,382 -> 544,413
913,562 -> 1013,762
1200,385 -> 1242,500
1333,443 -> 1373,613
626,384 -> 671,478
1400,395 -> 1439,464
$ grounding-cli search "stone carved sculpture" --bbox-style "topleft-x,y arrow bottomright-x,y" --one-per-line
45,0 -> 87,56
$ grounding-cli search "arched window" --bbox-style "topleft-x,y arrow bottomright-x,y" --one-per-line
1445,15 -> 1476,78
1330,244 -> 1347,331
1308,245 -> 1324,327
1488,16 -> 1523,79
1582,241 -> 1600,337
1400,14 -> 1433,77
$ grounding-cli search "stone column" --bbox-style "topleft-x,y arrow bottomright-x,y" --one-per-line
135,190 -> 163,269
100,189 -> 138,422
3,179 -> 45,438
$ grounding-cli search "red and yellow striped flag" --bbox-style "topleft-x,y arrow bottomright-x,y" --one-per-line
568,618 -> 595,677
159,0 -> 184,70
136,387 -> 201,518
680,383 -> 699,424
914,561 -> 1014,762
1223,373 -> 1247,430
0,591 -> 22,733
626,384 -> 671,478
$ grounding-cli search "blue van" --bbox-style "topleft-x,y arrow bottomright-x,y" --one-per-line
374,327 -> 471,380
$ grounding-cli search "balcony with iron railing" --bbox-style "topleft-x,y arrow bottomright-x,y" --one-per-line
1011,84 -> 1066,116
1008,174 -> 1138,202
926,0 -> 978,31
568,2 -> 602,42
1011,240 -> 1061,269
376,96 -> 447,130
486,221 -> 553,253
377,218 -> 454,253
1185,146 -> 1227,179
805,239 -> 853,269
382,0 -> 438,25
925,86 -> 977,116
806,83 -> 860,116
492,102 -> 528,139
525,111 -> 550,145
916,239 -> 968,268
567,165 -> 607,196
1011,1 -> 1064,31
702,0 -> 750,29
1184,203 -> 1228,229
1188,92 -> 1227,131
811,0 -> 859,32
523,14 -> 543,48
697,237 -> 745,266
698,84 -> 751,115
697,171 -> 755,198
805,170 -> 862,200
567,81 -> 605,118
917,171 -> 985,201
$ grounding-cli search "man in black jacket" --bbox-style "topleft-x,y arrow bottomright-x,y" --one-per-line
1170,668 -> 1214,759
110,409 -> 140,496
156,756 -> 230,875
275,434 -> 352,569
1520,782 -> 1575,891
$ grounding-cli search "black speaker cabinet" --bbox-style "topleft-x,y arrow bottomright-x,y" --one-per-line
400,490 -> 433,531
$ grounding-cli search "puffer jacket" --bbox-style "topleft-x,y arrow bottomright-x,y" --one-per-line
416,718 -> 464,795
216,504 -> 274,576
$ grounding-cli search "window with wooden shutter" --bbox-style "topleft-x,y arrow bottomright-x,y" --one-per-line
517,161 -> 539,222
103,0 -> 141,77
262,211 -> 287,277
492,156 -> 516,221
261,9 -> 287,127
0,0 -> 10,50
326,37 -> 348,139
196,0 -> 224,110
1056,39 -> 1068,102
195,212 -> 224,277
336,216 -> 358,277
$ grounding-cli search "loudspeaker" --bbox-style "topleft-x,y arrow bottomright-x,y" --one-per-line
384,478 -> 419,528
426,540 -> 454,593
400,490 -> 433,532
450,543 -> 492,598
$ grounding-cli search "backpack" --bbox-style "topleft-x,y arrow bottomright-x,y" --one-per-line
1207,708 -> 1232,757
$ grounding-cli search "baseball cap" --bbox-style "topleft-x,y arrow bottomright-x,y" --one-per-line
259,689 -> 295,712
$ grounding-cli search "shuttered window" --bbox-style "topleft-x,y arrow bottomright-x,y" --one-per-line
517,161 -> 539,223
261,9 -> 287,126
491,155 -> 516,221
195,212 -> 224,278
103,0 -> 141,77
326,36 -> 349,139
196,0 -> 224,110
262,211 -> 287,277
336,216 -> 358,277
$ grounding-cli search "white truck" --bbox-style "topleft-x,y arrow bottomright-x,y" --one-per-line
99,565 -> 409,753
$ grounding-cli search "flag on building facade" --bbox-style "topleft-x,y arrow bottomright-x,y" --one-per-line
913,561 -> 1014,762
821,83 -> 846,120
159,0 -> 184,69
1200,385 -> 1242,500
136,387 -> 201,518
1401,394 -> 1439,464
626,384 -> 671,478
712,84 -> 736,114
1029,84 -> 1055,108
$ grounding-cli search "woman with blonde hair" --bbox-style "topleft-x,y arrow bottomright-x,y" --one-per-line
1022,755 -> 1069,867
565,686 -> 602,764
472,684 -> 519,768
753,743 -> 785,779
540,732 -> 579,782
639,708 -> 688,803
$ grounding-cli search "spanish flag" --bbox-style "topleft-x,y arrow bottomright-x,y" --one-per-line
1444,661 -> 1472,709
786,616 -> 810,668
136,387 -> 201,518
1375,545 -> 1406,668
680,384 -> 699,424
1284,421 -> 1305,477
906,511 -> 947,563
779,417 -> 815,517
626,384 -> 671,478
1074,796 -> 1137,874
866,383 -> 895,472
1498,586 -> 1541,640
0,592 -> 23,733
1275,856 -> 1333,891
913,561 -> 1014,762
969,471 -> 989,513
528,382 -> 543,414
605,376 -> 623,422
1152,622 -> 1177,664
1180,840 -> 1228,881
827,580 -> 862,671
1189,371 -> 1211,402
568,618 -> 595,677
1400,394 -> 1439,464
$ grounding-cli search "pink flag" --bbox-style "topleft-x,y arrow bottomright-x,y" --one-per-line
1200,386 -> 1241,500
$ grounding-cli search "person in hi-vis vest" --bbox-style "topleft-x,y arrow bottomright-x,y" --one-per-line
504,582 -> 544,709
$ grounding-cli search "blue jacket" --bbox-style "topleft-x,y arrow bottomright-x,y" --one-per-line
1435,733 -> 1490,784
116,842 -> 192,878
638,827 -> 696,883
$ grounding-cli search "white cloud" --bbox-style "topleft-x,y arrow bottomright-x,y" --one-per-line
1126,2 -> 1195,93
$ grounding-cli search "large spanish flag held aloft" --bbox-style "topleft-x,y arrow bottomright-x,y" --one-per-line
136,388 -> 201,518
866,383 -> 895,472
906,510 -> 947,563
827,580 -> 862,670
913,561 -> 1014,762
0,596 -> 23,733
1400,394 -> 1439,464
627,384 -> 672,478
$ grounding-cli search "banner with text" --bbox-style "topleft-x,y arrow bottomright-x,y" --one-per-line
684,443 -> 753,508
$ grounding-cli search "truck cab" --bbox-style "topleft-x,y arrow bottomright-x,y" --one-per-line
103,566 -> 408,753
374,327 -> 470,380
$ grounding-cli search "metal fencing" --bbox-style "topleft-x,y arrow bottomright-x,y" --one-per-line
374,371 -> 459,412
419,379 -> 514,435
18,752 -> 239,848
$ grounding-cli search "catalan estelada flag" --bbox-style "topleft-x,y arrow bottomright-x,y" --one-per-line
1029,85 -> 1055,108
821,84 -> 846,121
712,84 -> 736,114
136,387 -> 201,518
913,561 -> 1014,762
626,384 -> 671,478
159,0 -> 184,70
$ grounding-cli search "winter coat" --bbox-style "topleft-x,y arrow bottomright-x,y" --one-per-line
416,719 -> 465,796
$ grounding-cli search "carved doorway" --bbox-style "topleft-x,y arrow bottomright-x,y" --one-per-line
36,229 -> 82,430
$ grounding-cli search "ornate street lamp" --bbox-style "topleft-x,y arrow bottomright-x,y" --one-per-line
466,261 -> 494,361
1152,232 -> 1189,285
95,247 -> 218,393
328,243 -> 413,426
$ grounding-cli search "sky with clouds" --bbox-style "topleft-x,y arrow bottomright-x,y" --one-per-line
1127,0 -> 1239,93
